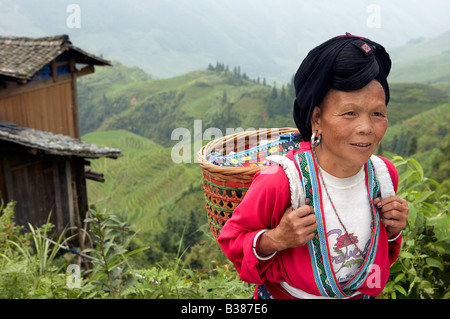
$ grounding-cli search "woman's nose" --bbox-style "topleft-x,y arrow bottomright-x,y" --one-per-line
356,116 -> 373,135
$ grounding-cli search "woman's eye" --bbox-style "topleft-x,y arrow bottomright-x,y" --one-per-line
343,112 -> 356,116
373,112 -> 386,117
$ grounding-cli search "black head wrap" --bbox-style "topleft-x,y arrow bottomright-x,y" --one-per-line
293,33 -> 391,141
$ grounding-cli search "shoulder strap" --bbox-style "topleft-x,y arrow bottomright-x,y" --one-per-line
267,155 -> 306,209
370,155 -> 395,199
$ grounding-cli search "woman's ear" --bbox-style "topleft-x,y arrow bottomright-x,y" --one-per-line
310,106 -> 321,131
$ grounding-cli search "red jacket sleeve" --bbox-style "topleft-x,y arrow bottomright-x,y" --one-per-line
218,163 -> 291,284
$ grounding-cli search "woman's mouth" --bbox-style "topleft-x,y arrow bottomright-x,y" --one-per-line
350,143 -> 372,151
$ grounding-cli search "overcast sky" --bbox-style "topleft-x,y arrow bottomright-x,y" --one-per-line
1,0 -> 449,81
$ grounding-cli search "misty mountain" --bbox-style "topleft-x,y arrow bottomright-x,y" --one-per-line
389,31 -> 450,83
1,0 -> 450,83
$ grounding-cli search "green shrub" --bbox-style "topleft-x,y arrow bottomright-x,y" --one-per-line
0,202 -> 76,298
379,157 -> 449,299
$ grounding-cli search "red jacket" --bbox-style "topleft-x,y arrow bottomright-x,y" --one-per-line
218,142 -> 401,298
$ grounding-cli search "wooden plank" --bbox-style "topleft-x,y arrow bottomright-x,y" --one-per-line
76,65 -> 94,77
85,169 -> 105,183
51,59 -> 57,83
0,75 -> 71,99
18,95 -> 28,127
74,159 -> 89,223
65,160 -> 75,228
3,96 -> 15,123
61,82 -> 75,137
2,158 -> 13,204
69,58 -> 81,139
52,161 -> 64,233
55,61 -> 69,67
0,79 -> 77,138
49,85 -> 61,134
71,178 -> 91,270
42,160 -> 57,226
6,158 -> 32,227
0,157 -> 7,202
29,159 -> 44,226
14,163 -> 31,226
0,97 -> 9,121
39,88 -> 50,133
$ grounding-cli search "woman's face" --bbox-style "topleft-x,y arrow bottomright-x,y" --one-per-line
311,79 -> 388,178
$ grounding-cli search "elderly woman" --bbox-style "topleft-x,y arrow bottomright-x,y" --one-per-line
218,33 -> 409,299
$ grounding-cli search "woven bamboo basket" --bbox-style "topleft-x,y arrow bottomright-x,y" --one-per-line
197,127 -> 299,240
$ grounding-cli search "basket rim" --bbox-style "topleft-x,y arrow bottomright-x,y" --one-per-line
197,127 -> 298,165
197,127 -> 298,183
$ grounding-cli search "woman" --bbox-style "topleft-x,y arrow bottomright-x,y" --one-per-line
218,33 -> 409,299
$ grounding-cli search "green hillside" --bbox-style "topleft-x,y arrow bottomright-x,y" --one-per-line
80,62 -> 450,268
78,63 -> 154,134
83,129 -> 204,232
389,31 -> 450,83
82,129 -> 217,267
387,82 -> 448,125
381,103 -> 450,185
79,62 -> 449,146
78,62 -> 296,147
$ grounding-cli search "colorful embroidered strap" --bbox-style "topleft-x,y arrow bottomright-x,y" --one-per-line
294,150 -> 380,298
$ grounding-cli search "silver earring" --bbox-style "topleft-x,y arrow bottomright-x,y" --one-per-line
311,131 -> 322,148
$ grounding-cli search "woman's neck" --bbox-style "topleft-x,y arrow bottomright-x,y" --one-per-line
313,146 -> 364,178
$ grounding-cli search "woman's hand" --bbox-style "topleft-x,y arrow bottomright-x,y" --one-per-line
374,195 -> 409,239
257,199 -> 317,257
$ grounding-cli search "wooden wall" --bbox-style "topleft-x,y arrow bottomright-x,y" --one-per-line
0,144 -> 88,234
0,77 -> 78,138
0,56 -> 94,236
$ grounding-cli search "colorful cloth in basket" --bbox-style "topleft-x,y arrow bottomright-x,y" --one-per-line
208,132 -> 302,167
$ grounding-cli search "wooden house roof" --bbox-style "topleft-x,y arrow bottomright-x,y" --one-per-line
0,121 -> 122,159
0,34 -> 110,81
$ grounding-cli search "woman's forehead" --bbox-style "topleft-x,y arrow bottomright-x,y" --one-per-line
321,80 -> 386,109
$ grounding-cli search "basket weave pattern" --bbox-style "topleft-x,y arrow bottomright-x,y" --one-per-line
198,128 -> 298,240
202,174 -> 250,239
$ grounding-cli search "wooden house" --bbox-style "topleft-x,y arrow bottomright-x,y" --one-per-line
0,35 -> 122,237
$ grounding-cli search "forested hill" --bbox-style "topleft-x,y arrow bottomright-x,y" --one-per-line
78,61 -> 449,146
78,61 -> 296,148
